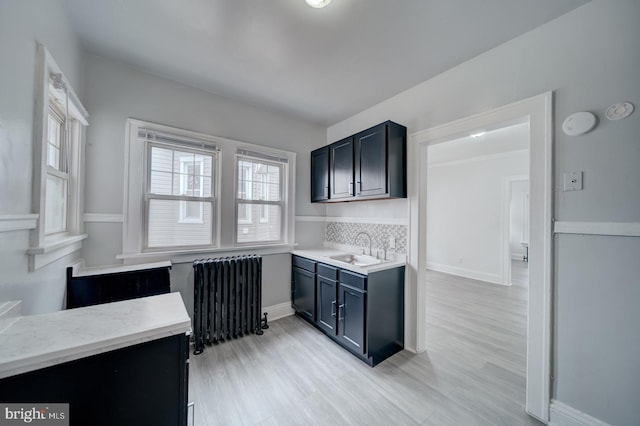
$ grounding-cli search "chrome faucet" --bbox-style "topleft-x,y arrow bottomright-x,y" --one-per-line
353,231 -> 372,256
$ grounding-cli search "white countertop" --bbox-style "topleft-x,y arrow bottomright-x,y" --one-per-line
291,248 -> 406,275
0,292 -> 191,379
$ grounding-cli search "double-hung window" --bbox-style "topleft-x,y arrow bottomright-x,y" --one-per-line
28,44 -> 89,270
141,129 -> 218,250
235,150 -> 287,244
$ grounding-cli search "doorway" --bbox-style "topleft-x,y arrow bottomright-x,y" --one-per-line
407,92 -> 553,422
425,122 -> 530,287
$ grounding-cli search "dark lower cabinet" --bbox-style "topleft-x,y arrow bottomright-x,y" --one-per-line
292,254 -> 404,366
292,263 -> 316,322
317,274 -> 338,335
0,333 -> 189,426
338,284 -> 366,354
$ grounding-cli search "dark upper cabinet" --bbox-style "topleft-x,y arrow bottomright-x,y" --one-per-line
310,145 -> 330,202
311,121 -> 406,203
354,123 -> 387,197
329,137 -> 354,200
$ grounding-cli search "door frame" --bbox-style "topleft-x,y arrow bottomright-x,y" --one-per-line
502,175 -> 529,285
406,92 -> 553,422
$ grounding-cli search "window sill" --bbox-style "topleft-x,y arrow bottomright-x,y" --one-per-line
27,233 -> 88,271
117,243 -> 297,265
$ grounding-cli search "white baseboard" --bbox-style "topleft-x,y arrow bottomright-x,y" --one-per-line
549,400 -> 610,426
263,302 -> 294,321
426,261 -> 505,285
511,253 -> 526,260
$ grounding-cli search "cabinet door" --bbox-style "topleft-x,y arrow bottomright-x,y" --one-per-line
355,123 -> 387,197
338,284 -> 366,354
316,275 -> 337,335
330,137 -> 354,200
310,146 -> 330,202
292,266 -> 315,321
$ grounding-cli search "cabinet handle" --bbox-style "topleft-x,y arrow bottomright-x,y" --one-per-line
331,300 -> 336,317
338,304 -> 345,321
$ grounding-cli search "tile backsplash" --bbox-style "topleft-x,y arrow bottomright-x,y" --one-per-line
325,221 -> 407,254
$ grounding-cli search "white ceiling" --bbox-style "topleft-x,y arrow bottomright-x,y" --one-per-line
63,0 -> 587,125
428,122 -> 529,165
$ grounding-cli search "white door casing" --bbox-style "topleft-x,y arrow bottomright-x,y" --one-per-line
407,92 -> 553,423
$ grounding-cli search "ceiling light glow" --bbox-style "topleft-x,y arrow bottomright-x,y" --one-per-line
305,0 -> 331,8
470,132 -> 486,138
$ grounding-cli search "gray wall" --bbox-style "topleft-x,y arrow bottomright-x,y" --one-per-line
327,2 -> 640,425
81,53 -> 327,315
0,0 -> 85,314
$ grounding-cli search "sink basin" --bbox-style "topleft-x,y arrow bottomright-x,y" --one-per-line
329,254 -> 382,267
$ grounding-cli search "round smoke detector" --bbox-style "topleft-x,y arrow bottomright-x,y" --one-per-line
562,112 -> 597,136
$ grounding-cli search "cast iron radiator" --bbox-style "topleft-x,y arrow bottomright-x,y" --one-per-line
192,255 -> 267,354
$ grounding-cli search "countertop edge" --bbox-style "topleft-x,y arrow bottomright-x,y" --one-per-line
291,249 -> 406,275
0,320 -> 191,380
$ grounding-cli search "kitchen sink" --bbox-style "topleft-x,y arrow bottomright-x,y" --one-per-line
329,253 -> 382,267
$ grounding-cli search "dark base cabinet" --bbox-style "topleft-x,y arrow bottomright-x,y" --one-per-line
292,255 -> 404,367
0,334 -> 189,426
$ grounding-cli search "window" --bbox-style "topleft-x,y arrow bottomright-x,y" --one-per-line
235,151 -> 287,244
122,119 -> 295,259
45,104 -> 68,234
144,133 -> 217,249
28,44 -> 89,270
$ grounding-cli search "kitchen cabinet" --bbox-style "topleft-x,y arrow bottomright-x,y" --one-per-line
0,293 -> 190,426
291,254 -> 405,366
311,121 -> 406,203
316,264 -> 338,335
329,136 -> 354,200
0,334 -> 189,426
66,262 -> 171,309
310,145 -> 330,202
291,255 -> 316,322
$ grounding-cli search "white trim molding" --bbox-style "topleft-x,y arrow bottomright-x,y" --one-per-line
294,216 -> 326,222
83,213 -> 124,223
554,221 -> 640,237
409,92 -> 553,422
295,216 -> 408,225
0,214 -> 38,232
549,400 -> 611,426
262,301 -> 294,322
426,262 -> 505,286
326,216 -> 407,225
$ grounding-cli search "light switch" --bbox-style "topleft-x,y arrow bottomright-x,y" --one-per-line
563,171 -> 583,191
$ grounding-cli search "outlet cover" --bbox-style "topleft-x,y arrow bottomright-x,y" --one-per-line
563,171 -> 583,191
388,236 -> 396,249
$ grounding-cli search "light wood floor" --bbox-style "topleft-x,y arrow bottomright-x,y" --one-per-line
189,264 -> 539,425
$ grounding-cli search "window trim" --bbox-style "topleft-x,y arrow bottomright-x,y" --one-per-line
233,154 -> 287,246
123,119 -> 223,257
29,44 -> 89,271
121,119 -> 296,260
